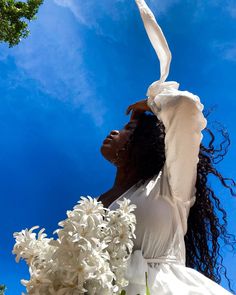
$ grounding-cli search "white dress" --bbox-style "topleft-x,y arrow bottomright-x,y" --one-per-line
108,88 -> 232,294
102,1 -> 233,294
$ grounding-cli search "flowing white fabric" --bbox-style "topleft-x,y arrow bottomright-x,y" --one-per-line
107,1 -> 233,294
135,0 -> 171,84
135,0 -> 178,99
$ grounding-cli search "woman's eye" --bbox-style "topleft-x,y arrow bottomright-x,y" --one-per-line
127,127 -> 135,133
125,126 -> 132,130
124,123 -> 136,131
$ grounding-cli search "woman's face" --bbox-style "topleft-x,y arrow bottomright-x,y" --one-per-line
100,120 -> 138,166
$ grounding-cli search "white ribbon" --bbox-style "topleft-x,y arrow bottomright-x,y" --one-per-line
135,0 -> 179,99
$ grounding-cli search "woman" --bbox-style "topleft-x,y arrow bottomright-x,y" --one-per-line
98,0 -> 235,294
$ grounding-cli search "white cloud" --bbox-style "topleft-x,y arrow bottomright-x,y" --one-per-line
53,0 -> 236,27
1,1 -> 107,126
54,0 -> 180,28
53,0 -> 89,26
221,44 -> 236,62
0,43 -> 9,61
54,0 -> 130,33
148,0 -> 180,15
212,41 -> 236,63
226,1 -> 236,18
2,0 -> 235,127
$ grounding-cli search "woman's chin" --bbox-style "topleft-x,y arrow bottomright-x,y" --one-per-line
101,138 -> 112,150
100,143 -> 111,156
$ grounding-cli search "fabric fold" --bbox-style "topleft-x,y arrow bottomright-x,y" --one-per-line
135,0 -> 171,84
125,250 -> 149,285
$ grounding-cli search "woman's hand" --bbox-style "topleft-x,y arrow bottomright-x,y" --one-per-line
126,99 -> 151,120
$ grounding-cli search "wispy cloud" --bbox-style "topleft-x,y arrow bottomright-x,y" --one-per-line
226,1 -> 236,18
212,41 -> 236,63
1,1 -> 107,126
53,0 -> 84,24
54,0 -> 130,41
148,0 -> 180,15
54,0 -> 180,27
54,0 -> 236,28
221,45 -> 236,62
2,0 -> 235,127
0,43 -> 9,61
52,0 -> 186,53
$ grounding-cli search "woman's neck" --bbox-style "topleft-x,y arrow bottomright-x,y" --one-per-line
113,166 -> 140,190
98,166 -> 140,206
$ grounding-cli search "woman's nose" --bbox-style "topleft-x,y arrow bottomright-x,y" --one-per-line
110,130 -> 120,135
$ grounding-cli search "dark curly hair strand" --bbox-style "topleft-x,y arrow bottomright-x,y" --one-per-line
125,110 -> 236,293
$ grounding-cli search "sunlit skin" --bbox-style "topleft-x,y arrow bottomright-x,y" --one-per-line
99,99 -> 151,208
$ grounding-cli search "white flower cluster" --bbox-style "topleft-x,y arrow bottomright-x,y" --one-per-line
13,196 -> 136,295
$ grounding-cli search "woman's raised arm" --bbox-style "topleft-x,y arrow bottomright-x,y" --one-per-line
148,89 -> 207,204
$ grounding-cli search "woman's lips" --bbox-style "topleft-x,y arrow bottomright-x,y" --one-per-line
103,137 -> 113,144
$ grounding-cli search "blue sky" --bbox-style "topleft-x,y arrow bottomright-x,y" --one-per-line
0,0 -> 236,293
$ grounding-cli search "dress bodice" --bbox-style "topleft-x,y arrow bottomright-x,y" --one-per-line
109,165 -> 188,266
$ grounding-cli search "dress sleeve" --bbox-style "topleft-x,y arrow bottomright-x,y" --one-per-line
135,0 -> 207,212
147,89 -> 207,205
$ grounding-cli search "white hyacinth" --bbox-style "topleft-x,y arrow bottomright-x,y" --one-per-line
12,196 -> 136,295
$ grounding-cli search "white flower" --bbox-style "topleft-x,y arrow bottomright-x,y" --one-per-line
13,196 -> 136,295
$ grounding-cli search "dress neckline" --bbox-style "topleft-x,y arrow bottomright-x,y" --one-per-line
97,179 -> 143,209
108,179 -> 143,209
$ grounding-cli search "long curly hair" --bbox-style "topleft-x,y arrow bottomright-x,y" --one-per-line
125,110 -> 236,293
